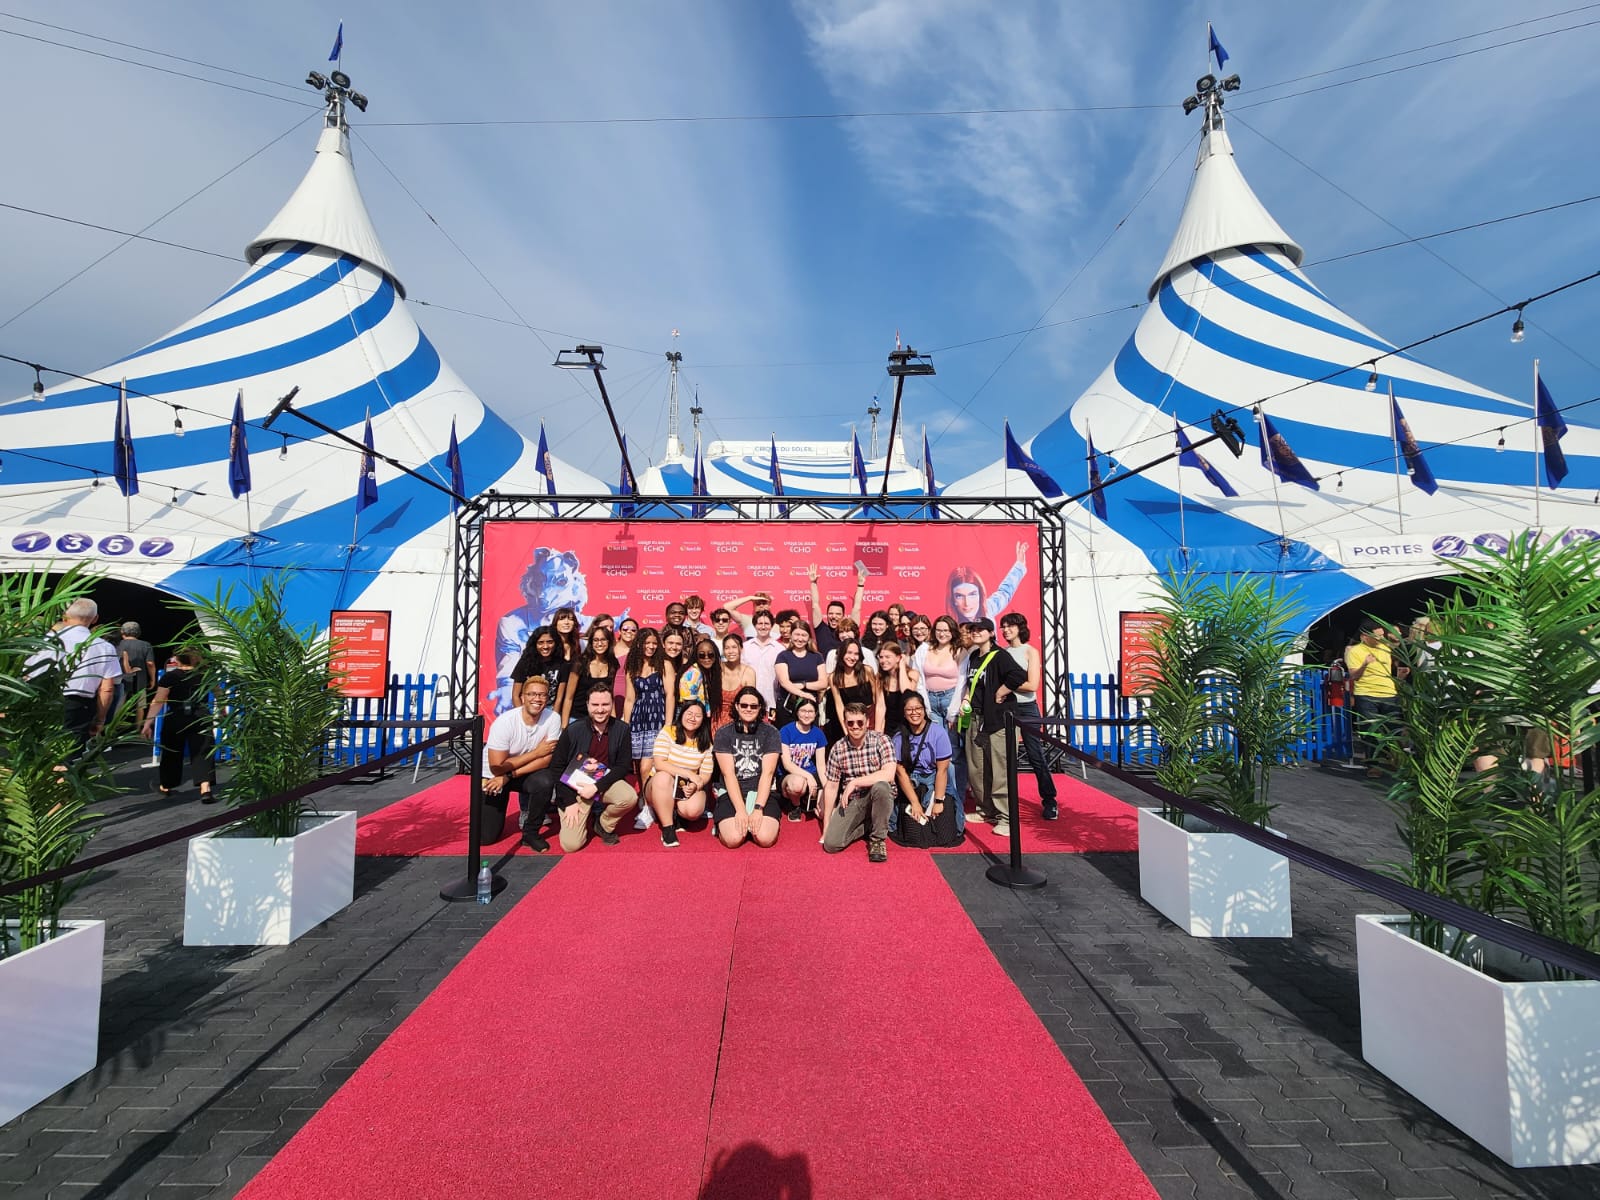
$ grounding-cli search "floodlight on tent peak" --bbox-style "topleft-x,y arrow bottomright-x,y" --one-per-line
1220,74 -> 1241,92
306,71 -> 328,91
555,346 -> 606,370
330,70 -> 352,89
1182,96 -> 1201,116
1195,74 -> 1216,95
886,347 -> 935,378
350,92 -> 368,113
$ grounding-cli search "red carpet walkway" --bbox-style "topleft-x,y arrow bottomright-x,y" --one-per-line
240,851 -> 1156,1200
356,772 -> 1138,857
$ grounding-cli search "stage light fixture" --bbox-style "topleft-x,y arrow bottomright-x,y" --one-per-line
331,70 -> 351,88
1182,96 -> 1200,115
555,346 -> 606,370
1196,74 -> 1216,94
350,91 -> 368,112
1221,74 -> 1241,92
1209,409 -> 1245,457
887,347 -> 935,378
306,71 -> 328,90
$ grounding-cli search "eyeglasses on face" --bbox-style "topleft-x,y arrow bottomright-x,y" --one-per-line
736,700 -> 762,711
844,718 -> 867,728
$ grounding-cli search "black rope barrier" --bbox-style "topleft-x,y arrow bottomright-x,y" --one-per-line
438,715 -> 504,904
1030,717 -> 1600,982
0,719 -> 475,899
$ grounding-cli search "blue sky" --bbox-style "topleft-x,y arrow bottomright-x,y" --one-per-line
1,1 -> 1596,484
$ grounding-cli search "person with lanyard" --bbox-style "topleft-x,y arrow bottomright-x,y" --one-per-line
889,692 -> 956,845
141,646 -> 216,801
482,676 -> 561,850
999,613 -> 1059,820
27,596 -> 122,758
741,606 -> 782,718
960,617 -> 1029,837
820,701 -> 897,861
643,699 -> 715,848
807,561 -> 867,660
549,688 -> 638,852
778,694 -> 827,822
712,686 -> 783,848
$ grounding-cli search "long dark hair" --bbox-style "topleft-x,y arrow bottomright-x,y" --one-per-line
693,638 -> 723,716
672,700 -> 712,752
579,623 -> 618,673
551,606 -> 582,660
861,609 -> 893,652
730,685 -> 766,729
625,627 -> 665,681
511,625 -> 565,683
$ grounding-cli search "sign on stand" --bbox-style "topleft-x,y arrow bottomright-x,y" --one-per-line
330,610 -> 391,699
1119,611 -> 1167,698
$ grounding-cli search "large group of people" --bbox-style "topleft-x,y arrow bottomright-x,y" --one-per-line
488,565 -> 1058,861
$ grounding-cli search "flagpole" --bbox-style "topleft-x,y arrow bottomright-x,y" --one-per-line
1176,442 -> 1188,554
1533,358 -> 1542,533
1388,382 -> 1404,535
1257,409 -> 1289,547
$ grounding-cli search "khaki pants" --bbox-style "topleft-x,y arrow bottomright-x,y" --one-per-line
823,781 -> 894,852
558,779 -> 639,853
966,724 -> 1011,824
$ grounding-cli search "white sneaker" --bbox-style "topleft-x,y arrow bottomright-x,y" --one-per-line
991,822 -> 1011,838
967,813 -> 987,825
634,806 -> 655,831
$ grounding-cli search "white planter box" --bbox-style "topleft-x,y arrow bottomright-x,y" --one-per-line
0,920 -> 105,1124
1137,807 -> 1292,937
183,811 -> 356,946
1357,913 -> 1600,1168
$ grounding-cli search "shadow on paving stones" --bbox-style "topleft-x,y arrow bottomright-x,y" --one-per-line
88,939 -> 259,1075
75,900 -> 459,1200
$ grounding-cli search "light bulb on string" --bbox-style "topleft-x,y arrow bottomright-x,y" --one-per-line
1365,370 -> 1378,392
279,435 -> 289,461
1511,310 -> 1526,343
1336,473 -> 1344,492
1496,429 -> 1506,452
173,408 -> 185,437
91,474 -> 101,488
31,365 -> 44,400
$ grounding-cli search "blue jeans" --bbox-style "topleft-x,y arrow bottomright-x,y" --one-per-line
925,687 -> 966,832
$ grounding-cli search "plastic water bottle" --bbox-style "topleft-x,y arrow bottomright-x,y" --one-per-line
476,858 -> 492,904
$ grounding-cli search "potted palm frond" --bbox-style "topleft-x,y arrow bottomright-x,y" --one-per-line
1358,532 -> 1600,1167
0,567 -> 123,1123
1137,572 -> 1308,937
181,576 -> 352,946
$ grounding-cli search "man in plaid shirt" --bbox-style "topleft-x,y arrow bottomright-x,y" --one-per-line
821,701 -> 897,862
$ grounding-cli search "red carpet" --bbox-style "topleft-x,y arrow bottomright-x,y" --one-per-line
357,772 -> 1137,858
240,853 -> 1156,1199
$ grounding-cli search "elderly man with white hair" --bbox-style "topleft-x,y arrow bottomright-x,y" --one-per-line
26,597 -> 123,754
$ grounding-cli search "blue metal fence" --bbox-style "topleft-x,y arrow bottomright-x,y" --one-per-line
1061,667 -> 1352,767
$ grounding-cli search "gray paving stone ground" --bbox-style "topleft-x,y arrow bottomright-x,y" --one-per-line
6,748 -> 1600,1197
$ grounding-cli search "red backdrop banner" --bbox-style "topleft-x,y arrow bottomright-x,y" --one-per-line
479,520 -> 1041,716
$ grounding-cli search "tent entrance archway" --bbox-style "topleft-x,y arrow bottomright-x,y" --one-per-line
1304,574 -> 1467,667
19,572 -> 198,664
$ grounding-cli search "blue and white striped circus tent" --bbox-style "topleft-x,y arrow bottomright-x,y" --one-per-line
637,437 -> 928,505
0,95 -> 600,673
949,89 -> 1598,676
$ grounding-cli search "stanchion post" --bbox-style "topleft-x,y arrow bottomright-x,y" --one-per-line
440,713 -> 509,902
985,709 -> 1046,890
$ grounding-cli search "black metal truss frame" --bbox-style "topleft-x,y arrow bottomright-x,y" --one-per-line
451,493 -> 1068,768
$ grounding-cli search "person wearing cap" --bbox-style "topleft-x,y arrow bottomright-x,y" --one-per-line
959,617 -> 1029,836
1346,617 -> 1399,777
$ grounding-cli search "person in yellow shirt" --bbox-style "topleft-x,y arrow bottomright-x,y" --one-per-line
1345,617 -> 1399,777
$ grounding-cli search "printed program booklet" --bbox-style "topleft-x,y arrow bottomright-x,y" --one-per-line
561,756 -> 611,792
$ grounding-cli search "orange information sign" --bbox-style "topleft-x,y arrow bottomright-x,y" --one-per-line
330,610 -> 391,699
1119,611 -> 1167,698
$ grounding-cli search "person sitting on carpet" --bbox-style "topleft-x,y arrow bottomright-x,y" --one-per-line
550,689 -> 638,853
643,700 -> 714,848
821,701 -> 897,863
778,695 -> 827,822
889,693 -> 957,847
712,686 -> 782,849
484,676 -> 561,851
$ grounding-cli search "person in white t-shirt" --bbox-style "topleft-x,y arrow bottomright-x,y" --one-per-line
484,676 -> 562,851
25,597 -> 122,757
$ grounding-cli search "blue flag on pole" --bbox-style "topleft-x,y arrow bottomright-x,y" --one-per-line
535,422 -> 559,516
616,435 -> 637,519
851,429 -> 868,496
1086,428 -> 1109,520
1536,371 -> 1569,488
769,436 -> 789,518
1004,422 -> 1064,498
1208,23 -> 1229,69
922,429 -> 940,520
112,380 -> 138,497
328,21 -> 344,63
1388,390 -> 1438,495
1176,421 -> 1238,497
228,389 -> 251,498
356,410 -> 378,513
691,438 -> 709,518
1257,410 -> 1319,490
446,418 -> 465,510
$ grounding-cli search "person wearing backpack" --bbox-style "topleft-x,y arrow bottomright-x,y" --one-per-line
141,648 -> 215,801
959,618 -> 1028,837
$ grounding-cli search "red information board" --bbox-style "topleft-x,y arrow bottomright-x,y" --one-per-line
330,610 -> 391,699
1119,611 -> 1167,698
478,519 -> 1042,718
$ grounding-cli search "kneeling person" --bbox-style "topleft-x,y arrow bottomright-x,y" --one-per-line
712,686 -> 782,848
484,676 -> 561,850
822,701 -> 897,863
551,689 -> 638,852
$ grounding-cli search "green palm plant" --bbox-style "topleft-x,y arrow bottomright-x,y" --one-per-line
186,575 -> 345,839
0,568 -> 124,956
1388,533 -> 1600,974
1143,572 -> 1228,821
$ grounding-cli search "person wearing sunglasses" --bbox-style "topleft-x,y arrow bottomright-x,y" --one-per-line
820,701 -> 897,863
712,686 -> 783,848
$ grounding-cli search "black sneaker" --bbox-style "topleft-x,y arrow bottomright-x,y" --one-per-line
660,826 -> 680,848
868,838 -> 888,864
522,832 -> 550,853
594,822 -> 620,846
786,807 -> 804,822
1041,797 -> 1059,820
